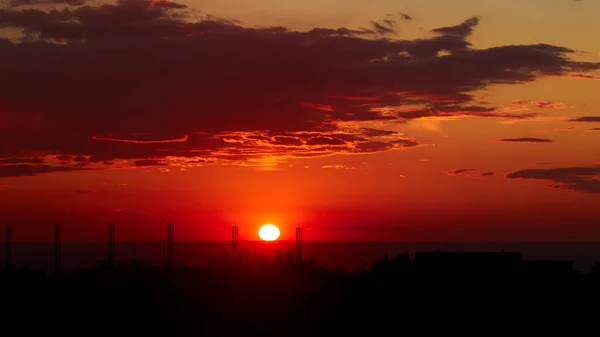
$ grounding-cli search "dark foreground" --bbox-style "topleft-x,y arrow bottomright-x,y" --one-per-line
3,251 -> 600,335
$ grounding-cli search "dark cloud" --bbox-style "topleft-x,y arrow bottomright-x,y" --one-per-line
447,168 -> 494,178
510,100 -> 572,109
133,159 -> 168,167
0,164 -> 94,177
5,0 -> 87,7
359,128 -> 398,137
369,19 -> 396,35
398,12 -> 412,20
431,16 -> 480,37
497,138 -> 554,143
0,157 -> 44,164
446,168 -> 475,176
591,128 -> 600,131
56,155 -> 72,161
507,166 -> 600,194
568,117 -> 600,122
0,1 -> 599,176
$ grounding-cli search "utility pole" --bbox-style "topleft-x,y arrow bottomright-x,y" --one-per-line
232,225 -> 239,258
167,222 -> 174,266
108,224 -> 115,266
296,227 -> 304,264
5,226 -> 11,269
54,224 -> 61,274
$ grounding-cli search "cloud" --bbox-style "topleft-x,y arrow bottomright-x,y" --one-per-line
431,16 -> 480,37
0,164 -> 93,177
447,168 -> 494,178
568,117 -> 600,122
446,168 -> 475,176
398,12 -> 412,20
5,0 -> 88,7
133,159 -> 169,167
507,166 -> 600,194
497,138 -> 554,143
91,134 -> 189,144
0,1 -> 599,176
0,157 -> 44,164
322,165 -> 356,170
591,128 -> 600,131
510,100 -> 573,109
75,188 -> 97,193
370,19 -> 396,35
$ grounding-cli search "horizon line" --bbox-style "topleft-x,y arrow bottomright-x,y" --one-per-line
4,240 -> 600,244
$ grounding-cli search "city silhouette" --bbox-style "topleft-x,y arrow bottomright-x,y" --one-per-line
3,223 -> 600,334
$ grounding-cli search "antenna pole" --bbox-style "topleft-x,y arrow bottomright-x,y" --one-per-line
167,222 -> 174,266
296,227 -> 304,265
5,226 -> 11,269
232,225 -> 239,258
108,224 -> 115,266
54,224 -> 61,274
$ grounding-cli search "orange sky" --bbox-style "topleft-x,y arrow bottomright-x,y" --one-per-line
0,0 -> 599,241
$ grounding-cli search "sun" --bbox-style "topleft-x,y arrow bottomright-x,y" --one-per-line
258,224 -> 280,241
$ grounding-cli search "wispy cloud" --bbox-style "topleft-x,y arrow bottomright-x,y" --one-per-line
568,117 -> 600,122
322,165 -> 356,170
447,168 -> 494,178
510,100 -> 573,109
496,138 -> 554,143
507,166 -> 600,194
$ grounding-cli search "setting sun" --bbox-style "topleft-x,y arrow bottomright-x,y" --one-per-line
258,224 -> 280,241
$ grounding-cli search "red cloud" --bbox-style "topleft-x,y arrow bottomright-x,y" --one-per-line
91,134 -> 189,144
0,1 -> 598,176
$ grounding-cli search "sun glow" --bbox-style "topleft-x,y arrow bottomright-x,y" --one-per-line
258,224 -> 280,241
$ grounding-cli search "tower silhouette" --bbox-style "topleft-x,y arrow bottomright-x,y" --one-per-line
296,227 -> 304,264
5,226 -> 11,269
108,224 -> 115,266
167,222 -> 174,266
232,225 -> 239,258
54,224 -> 61,274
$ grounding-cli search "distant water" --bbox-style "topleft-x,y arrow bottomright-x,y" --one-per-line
2,241 -> 600,272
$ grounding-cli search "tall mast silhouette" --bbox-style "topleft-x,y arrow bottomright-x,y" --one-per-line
54,224 -> 61,274
232,225 -> 239,258
167,222 -> 174,266
296,227 -> 304,264
5,226 -> 11,269
108,224 -> 115,266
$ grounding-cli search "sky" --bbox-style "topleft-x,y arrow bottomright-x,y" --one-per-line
0,0 -> 599,242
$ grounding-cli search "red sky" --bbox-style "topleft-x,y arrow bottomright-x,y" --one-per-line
1,0 -> 599,242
